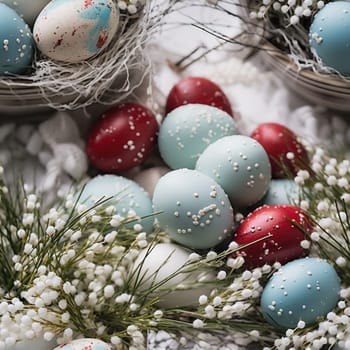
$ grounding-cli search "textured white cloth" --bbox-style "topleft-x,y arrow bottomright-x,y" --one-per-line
1,112 -> 88,205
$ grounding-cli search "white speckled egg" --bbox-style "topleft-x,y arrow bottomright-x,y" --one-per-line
78,174 -> 154,233
153,169 -> 234,250
1,0 -> 50,25
132,243 -> 215,308
53,339 -> 110,350
261,257 -> 340,329
263,179 -> 298,205
0,4 -> 34,75
158,104 -> 238,169
33,0 -> 119,63
196,135 -> 271,209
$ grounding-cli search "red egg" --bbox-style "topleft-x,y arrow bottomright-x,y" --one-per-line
250,123 -> 309,178
165,76 -> 233,117
86,102 -> 159,172
233,204 -> 313,267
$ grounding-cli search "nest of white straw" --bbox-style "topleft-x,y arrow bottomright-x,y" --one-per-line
0,3 -> 157,111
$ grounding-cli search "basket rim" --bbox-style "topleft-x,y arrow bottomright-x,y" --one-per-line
262,41 -> 350,90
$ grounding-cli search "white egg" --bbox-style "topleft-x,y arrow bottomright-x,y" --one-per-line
33,0 -> 119,63
0,0 -> 50,25
132,243 -> 215,308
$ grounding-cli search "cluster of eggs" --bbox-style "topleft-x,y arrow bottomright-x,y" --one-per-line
0,0 -> 119,75
309,1 -> 350,74
82,76 -> 340,327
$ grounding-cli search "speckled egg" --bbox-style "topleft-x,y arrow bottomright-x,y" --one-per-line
309,1 -> 350,74
153,169 -> 234,250
1,0 -> 50,25
53,339 -> 110,350
132,243 -> 215,308
33,0 -> 119,63
196,135 -> 271,209
233,204 -> 312,267
263,179 -> 298,205
158,104 -> 238,169
0,4 -> 34,75
79,174 -> 154,233
261,257 -> 341,329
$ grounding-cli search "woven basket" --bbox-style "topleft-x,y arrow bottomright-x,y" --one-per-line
261,42 -> 350,112
0,5 -> 154,118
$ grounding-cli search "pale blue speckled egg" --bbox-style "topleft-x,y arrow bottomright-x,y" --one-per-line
79,174 -> 154,233
196,135 -> 271,209
153,169 -> 234,250
263,179 -> 298,205
0,4 -> 34,75
53,338 -> 111,350
158,104 -> 238,169
33,0 -> 119,63
261,257 -> 340,329
309,1 -> 350,74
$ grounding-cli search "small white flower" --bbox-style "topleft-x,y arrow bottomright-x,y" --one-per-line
217,271 -> 227,280
104,285 -> 115,298
213,296 -> 222,306
154,310 -> 163,319
300,240 -> 311,249
198,295 -> 208,305
192,319 -> 205,328
188,253 -> 201,262
242,270 -> 252,280
206,251 -> 217,260
336,257 -> 346,267
297,320 -> 305,328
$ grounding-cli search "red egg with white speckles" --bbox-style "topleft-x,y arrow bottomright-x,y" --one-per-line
165,76 -> 234,117
250,123 -> 309,178
232,204 -> 313,267
86,102 -> 159,172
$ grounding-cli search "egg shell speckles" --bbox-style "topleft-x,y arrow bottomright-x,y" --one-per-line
1,0 -> 51,25
0,4 -> 34,75
132,243 -> 215,308
196,135 -> 271,209
86,103 -> 159,172
79,174 -> 154,233
153,169 -> 234,250
233,204 -> 312,267
158,104 -> 238,170
261,257 -> 341,329
33,0 -> 119,63
53,338 -> 111,350
309,1 -> 350,75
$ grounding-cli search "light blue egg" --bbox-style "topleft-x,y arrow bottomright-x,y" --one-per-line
158,104 -> 238,169
309,1 -> 350,74
153,169 -> 234,250
78,174 -> 154,233
261,257 -> 341,329
263,179 -> 298,205
0,4 -> 34,75
196,135 -> 271,209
